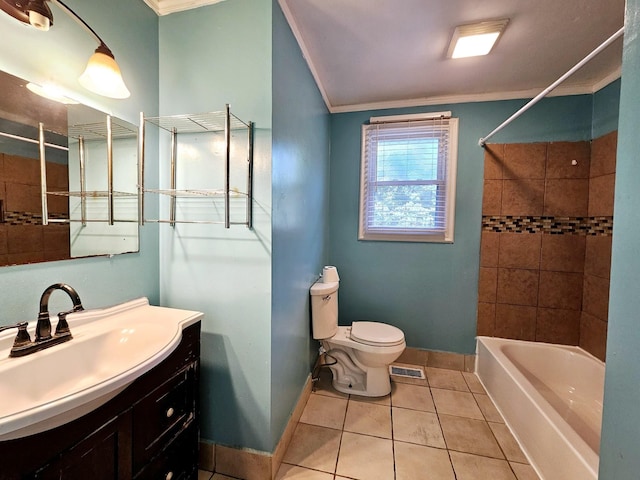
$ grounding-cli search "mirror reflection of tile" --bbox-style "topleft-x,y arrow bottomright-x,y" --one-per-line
0,69 -> 139,267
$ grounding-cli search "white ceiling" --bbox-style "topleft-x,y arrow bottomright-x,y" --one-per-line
280,0 -> 625,113
145,0 -> 625,114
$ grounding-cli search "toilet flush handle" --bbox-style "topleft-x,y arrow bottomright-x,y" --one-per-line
322,294 -> 332,301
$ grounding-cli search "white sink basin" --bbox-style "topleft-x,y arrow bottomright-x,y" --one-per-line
0,298 -> 202,440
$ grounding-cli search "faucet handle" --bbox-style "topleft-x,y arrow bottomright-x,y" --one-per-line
0,322 -> 32,348
55,310 -> 74,337
13,322 -> 31,347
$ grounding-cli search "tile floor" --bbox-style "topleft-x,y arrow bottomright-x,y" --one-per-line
198,365 -> 541,480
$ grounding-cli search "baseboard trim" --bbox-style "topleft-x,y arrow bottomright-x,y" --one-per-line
198,374 -> 313,480
396,347 -> 476,372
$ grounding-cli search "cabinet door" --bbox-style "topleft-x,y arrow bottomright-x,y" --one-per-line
133,365 -> 196,471
33,412 -> 132,480
134,423 -> 198,480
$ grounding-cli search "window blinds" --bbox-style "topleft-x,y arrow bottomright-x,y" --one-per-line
359,115 -> 458,242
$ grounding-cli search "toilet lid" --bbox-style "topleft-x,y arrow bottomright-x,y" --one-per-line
350,321 -> 405,347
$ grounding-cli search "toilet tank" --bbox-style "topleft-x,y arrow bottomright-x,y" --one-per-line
310,281 -> 339,339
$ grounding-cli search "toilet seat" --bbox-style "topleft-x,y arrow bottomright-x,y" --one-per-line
350,321 -> 405,347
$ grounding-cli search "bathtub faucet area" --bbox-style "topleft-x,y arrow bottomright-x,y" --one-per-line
3,283 -> 84,358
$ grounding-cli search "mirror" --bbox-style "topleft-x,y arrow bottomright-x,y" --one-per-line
0,70 -> 139,267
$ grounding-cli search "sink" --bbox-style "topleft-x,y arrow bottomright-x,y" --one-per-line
0,298 -> 202,440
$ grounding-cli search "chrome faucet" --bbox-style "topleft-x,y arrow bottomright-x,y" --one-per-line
1,283 -> 84,358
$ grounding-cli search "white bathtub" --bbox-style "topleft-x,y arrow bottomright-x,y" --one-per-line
476,336 -> 605,480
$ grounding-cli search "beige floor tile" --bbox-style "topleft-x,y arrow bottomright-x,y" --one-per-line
391,374 -> 429,386
431,388 -> 484,420
344,400 -> 392,438
313,369 -> 349,399
275,464 -> 334,480
198,471 -> 213,480
282,423 -> 341,473
462,371 -> 486,393
336,432 -> 394,480
450,451 -> 517,480
211,475 -> 238,480
300,394 -> 347,430
489,422 -> 528,463
474,393 -> 504,423
426,367 -> 469,391
350,392 -> 391,405
510,462 -> 541,480
439,414 -> 504,458
392,407 -> 446,448
394,441 -> 455,480
391,382 -> 435,411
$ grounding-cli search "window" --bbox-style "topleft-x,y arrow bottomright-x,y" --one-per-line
359,112 -> 458,243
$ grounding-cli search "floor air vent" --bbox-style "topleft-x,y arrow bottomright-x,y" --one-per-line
389,365 -> 426,379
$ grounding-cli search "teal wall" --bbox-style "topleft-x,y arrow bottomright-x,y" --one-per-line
158,0 -> 273,451
159,0 -> 330,453
271,1 -> 331,448
599,2 -> 640,476
329,96 -> 593,354
593,79 -> 621,138
0,1 -> 159,322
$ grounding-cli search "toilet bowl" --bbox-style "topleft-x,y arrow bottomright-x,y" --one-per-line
310,276 -> 406,397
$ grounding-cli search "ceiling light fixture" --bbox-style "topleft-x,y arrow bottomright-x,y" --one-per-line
447,19 -> 509,59
0,0 -> 130,99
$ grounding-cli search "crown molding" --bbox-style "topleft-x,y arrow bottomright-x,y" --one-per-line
328,71 -> 622,114
278,0 -> 332,111
143,0 -> 226,16
591,67 -> 622,93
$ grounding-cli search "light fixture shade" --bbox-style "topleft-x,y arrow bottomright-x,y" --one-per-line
78,49 -> 131,99
448,19 -> 509,59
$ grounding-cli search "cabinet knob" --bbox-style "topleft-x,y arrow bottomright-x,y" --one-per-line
166,407 -> 175,418
165,472 -> 174,480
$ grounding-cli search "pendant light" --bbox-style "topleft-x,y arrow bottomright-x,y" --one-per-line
0,0 -> 130,99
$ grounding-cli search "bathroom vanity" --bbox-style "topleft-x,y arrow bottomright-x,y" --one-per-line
0,309 -> 201,479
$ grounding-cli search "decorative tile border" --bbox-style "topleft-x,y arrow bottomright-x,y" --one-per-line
482,215 -> 613,236
3,211 -> 69,226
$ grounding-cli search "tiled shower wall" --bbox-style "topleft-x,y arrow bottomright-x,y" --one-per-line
0,153 -> 70,266
477,132 -> 616,361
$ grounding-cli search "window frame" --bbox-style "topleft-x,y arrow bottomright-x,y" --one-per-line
358,112 -> 459,243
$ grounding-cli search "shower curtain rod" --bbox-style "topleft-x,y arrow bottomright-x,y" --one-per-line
478,26 -> 625,147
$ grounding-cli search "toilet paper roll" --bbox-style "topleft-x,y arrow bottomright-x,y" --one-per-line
323,266 -> 339,283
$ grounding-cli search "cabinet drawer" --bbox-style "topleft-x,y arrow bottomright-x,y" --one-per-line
134,423 -> 198,480
133,365 -> 196,471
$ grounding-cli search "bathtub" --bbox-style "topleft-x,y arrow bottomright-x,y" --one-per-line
476,336 -> 604,480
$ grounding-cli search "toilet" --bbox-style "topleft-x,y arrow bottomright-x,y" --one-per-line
310,269 -> 405,397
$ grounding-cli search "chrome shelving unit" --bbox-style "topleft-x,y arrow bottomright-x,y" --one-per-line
43,115 -> 139,226
139,104 -> 254,228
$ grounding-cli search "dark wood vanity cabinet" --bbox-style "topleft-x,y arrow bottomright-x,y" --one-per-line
0,322 -> 201,480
